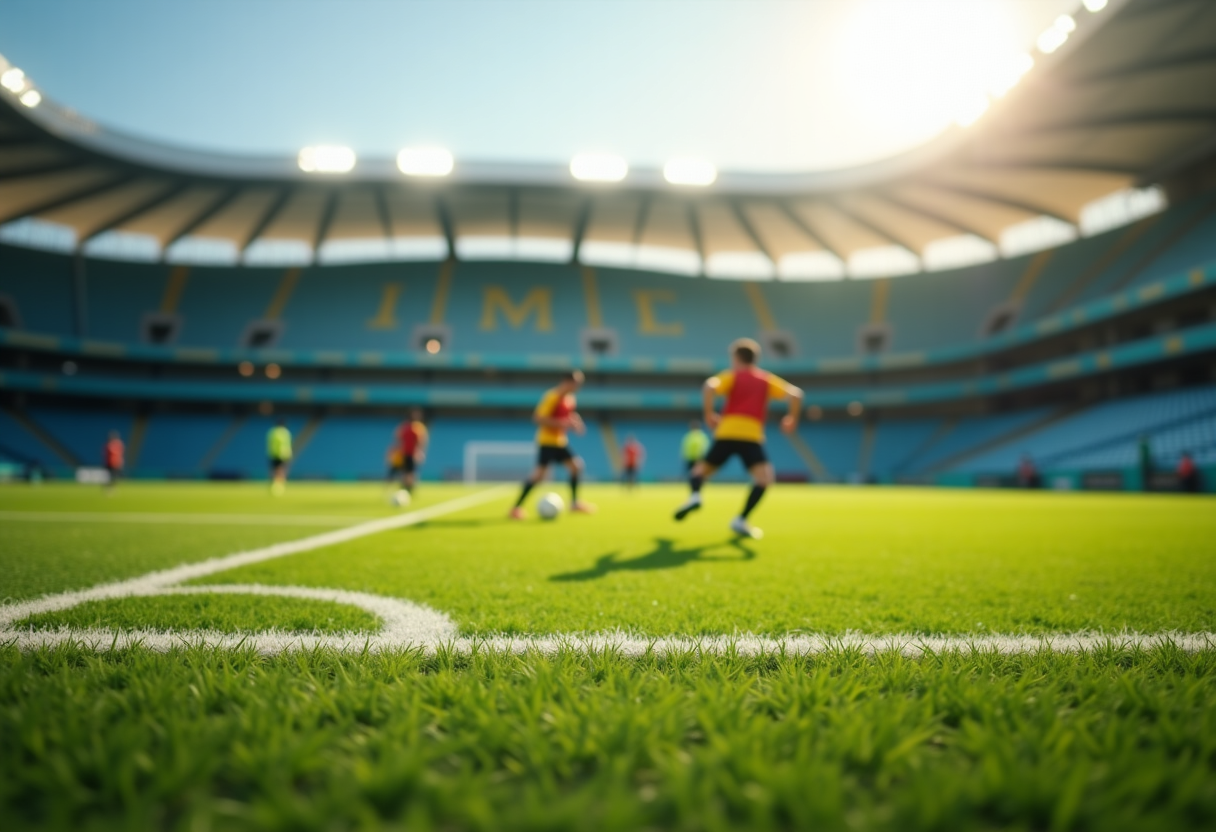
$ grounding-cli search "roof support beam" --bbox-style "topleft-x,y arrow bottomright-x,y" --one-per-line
311,189 -> 340,257
963,158 -> 1142,176
728,199 -> 776,265
776,200 -> 846,262
434,194 -> 456,259
160,186 -> 241,254
875,191 -> 999,245
373,186 -> 393,241
0,172 -> 137,226
1065,47 -> 1216,85
686,202 -> 706,276
918,180 -> 1074,226
238,186 -> 293,253
79,180 -> 190,243
1011,109 -> 1216,135
0,159 -> 87,182
829,199 -> 923,255
630,194 -> 652,247
569,197 -> 592,264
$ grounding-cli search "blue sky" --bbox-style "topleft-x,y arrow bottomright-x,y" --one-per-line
0,0 -> 1075,172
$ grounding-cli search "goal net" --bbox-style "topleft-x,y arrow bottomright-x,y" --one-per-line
463,441 -> 535,485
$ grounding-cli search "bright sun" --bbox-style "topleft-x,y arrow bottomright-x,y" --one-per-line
835,0 -> 1030,139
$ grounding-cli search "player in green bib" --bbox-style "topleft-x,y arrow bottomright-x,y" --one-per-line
680,421 -> 710,481
267,420 -> 293,495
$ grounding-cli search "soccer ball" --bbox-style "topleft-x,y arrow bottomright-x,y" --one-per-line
537,492 -> 564,520
391,489 -> 412,508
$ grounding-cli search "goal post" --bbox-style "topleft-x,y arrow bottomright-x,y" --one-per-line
463,441 -> 535,485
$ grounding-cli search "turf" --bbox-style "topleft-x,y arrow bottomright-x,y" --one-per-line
1,645 -> 1213,831
2,481 -> 1213,830
0,482 -> 467,601
198,485 -> 1216,636
16,595 -> 380,634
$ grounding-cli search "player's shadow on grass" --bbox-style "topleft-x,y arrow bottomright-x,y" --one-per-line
550,537 -> 755,582
411,518 -> 511,530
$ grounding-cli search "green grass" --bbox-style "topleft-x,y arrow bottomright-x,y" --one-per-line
0,482 -> 468,601
200,485 -> 1216,636
17,595 -> 380,634
1,645 -> 1213,831
1,481 -> 1213,829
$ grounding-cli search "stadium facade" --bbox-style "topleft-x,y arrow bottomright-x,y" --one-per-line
0,0 -> 1214,489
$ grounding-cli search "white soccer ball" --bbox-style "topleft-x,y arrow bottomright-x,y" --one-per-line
537,492 -> 564,520
391,489 -> 412,508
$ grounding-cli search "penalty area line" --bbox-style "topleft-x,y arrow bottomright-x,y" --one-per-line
0,485 -> 513,630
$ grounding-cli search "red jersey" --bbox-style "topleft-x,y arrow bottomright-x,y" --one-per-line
710,367 -> 792,442
622,441 -> 643,467
104,438 -> 124,468
396,420 -> 428,456
1178,457 -> 1196,477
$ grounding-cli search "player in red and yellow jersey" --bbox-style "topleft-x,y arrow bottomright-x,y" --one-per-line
510,370 -> 596,519
393,408 -> 429,495
674,338 -> 803,539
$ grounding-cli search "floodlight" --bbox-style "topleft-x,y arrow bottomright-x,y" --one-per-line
297,145 -> 356,174
19,89 -> 41,108
570,153 -> 628,183
1083,0 -> 1108,10
397,147 -> 454,177
1055,14 -> 1077,33
265,363 -> 282,379
425,338 -> 442,354
0,67 -> 26,93
663,158 -> 717,187
955,97 -> 990,128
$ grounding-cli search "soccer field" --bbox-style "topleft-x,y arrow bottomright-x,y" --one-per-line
2,482 -> 1214,829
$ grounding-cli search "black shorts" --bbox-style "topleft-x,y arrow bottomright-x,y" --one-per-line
402,455 -> 417,474
704,439 -> 767,470
268,456 -> 288,471
538,445 -> 575,466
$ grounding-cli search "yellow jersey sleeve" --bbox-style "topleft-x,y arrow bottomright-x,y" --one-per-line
708,370 -> 734,395
534,390 -> 559,419
767,374 -> 794,400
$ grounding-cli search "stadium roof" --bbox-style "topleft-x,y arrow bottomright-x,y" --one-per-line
0,0 -> 1213,276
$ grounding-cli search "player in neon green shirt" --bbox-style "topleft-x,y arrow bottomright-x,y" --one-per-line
680,421 -> 710,482
267,420 -> 293,495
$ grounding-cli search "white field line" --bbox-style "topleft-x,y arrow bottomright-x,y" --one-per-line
2,484 -> 1214,656
7,627 -> 1215,656
0,486 -> 511,630
0,511 -> 379,527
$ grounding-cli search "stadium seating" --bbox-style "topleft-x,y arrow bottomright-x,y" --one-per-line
2,193 -> 1213,362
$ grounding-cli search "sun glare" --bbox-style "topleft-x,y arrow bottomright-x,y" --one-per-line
836,0 -> 1026,139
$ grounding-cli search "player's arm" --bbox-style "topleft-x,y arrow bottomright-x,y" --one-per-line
702,372 -> 730,429
532,393 -> 568,429
417,425 -> 429,461
567,410 -> 586,435
771,376 -> 804,434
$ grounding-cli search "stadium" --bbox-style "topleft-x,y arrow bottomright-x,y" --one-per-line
0,0 -> 1214,828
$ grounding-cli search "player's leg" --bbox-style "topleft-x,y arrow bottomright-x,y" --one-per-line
675,445 -> 725,520
730,447 -> 773,539
511,450 -> 549,518
566,453 -> 596,513
401,456 -> 417,494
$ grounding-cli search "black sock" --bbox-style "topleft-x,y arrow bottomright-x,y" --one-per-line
741,485 -> 767,519
515,480 -> 535,508
690,475 -> 704,494
570,473 -> 580,503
